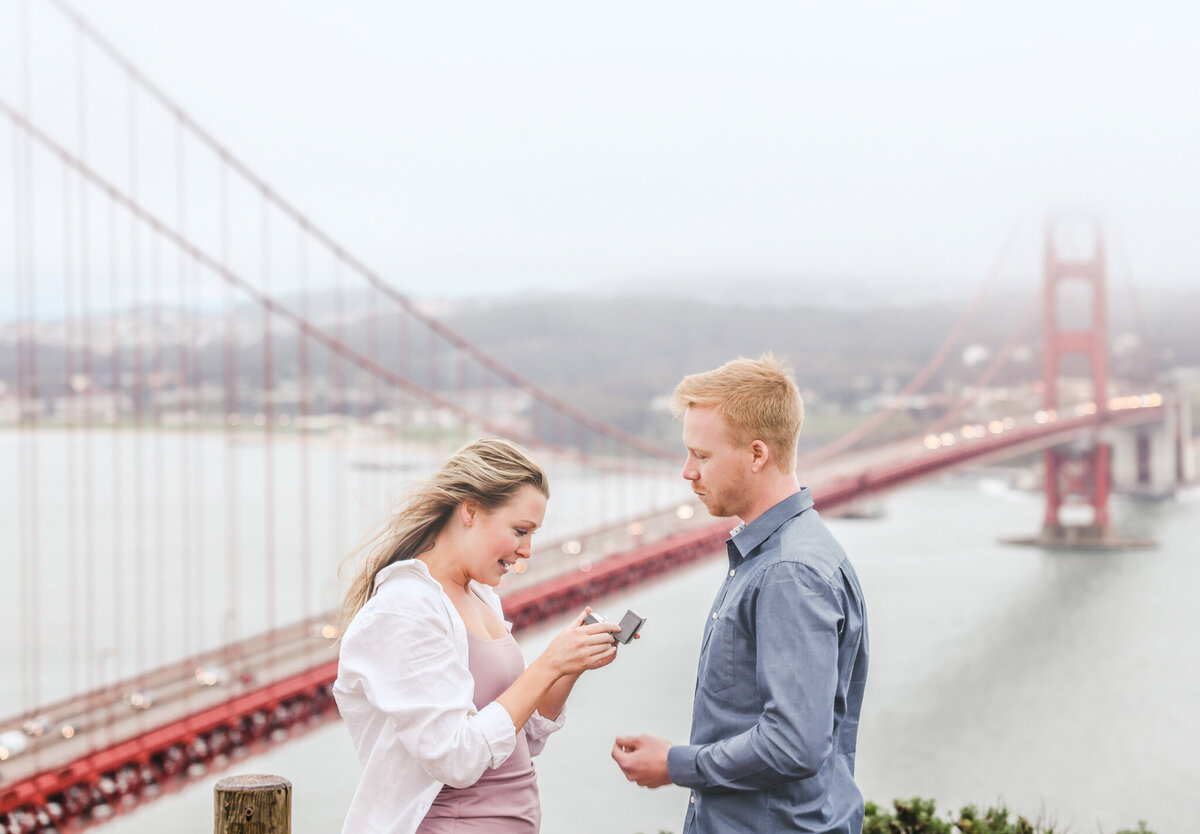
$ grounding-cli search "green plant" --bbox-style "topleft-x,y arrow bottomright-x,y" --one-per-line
864,797 -> 953,833
862,798 -> 1153,834
651,800 -> 1154,834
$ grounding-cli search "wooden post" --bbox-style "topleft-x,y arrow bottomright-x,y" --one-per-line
214,774 -> 291,834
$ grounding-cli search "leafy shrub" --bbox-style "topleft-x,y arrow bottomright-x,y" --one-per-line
861,798 -> 1155,834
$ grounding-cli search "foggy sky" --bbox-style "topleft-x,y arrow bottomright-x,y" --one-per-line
7,0 -> 1200,302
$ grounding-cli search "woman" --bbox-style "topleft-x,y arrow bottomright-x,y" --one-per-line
334,437 -> 620,834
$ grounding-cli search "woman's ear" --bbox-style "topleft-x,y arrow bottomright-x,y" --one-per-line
458,500 -> 478,528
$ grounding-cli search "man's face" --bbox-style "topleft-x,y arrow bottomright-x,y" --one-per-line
680,406 -> 752,520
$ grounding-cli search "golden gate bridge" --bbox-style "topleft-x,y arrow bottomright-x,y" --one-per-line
1,2 -> 1193,831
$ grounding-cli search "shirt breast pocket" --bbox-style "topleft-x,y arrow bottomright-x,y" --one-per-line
701,614 -> 739,695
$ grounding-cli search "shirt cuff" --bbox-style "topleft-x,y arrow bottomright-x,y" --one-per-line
476,701 -> 519,769
526,707 -> 567,737
667,744 -> 702,787
524,708 -> 566,757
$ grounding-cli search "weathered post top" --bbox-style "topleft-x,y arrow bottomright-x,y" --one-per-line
214,774 -> 292,834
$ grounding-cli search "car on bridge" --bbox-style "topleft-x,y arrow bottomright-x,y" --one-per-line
0,729 -> 29,761
124,690 -> 156,710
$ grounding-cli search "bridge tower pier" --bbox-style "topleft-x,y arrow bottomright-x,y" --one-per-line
1175,390 -> 1197,484
1036,225 -> 1133,548
1109,388 -> 1195,497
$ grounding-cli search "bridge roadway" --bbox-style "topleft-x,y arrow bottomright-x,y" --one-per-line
0,618 -> 341,786
0,399 -> 1170,827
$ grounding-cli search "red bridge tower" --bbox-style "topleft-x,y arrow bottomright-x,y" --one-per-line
1039,224 -> 1116,546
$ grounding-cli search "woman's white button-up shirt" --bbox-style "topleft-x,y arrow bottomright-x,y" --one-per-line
334,559 -> 565,834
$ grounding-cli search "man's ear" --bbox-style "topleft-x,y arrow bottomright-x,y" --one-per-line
749,440 -> 771,473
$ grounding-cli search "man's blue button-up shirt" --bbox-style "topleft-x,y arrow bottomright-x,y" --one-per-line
667,488 -> 870,833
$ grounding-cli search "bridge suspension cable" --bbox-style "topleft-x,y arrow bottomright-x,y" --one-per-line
798,224 -> 1023,467
920,294 -> 1040,439
40,0 -> 677,464
0,95 -> 652,471
1109,226 -> 1161,383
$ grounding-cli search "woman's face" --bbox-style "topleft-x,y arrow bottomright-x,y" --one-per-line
464,484 -> 548,586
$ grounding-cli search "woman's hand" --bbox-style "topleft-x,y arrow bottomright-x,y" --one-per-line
540,608 -> 620,676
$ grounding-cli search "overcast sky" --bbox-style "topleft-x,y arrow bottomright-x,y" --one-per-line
6,0 -> 1200,303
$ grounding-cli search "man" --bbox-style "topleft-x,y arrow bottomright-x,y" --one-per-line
612,354 -> 869,834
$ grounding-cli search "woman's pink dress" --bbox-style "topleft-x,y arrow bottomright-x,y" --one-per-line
416,631 -> 541,833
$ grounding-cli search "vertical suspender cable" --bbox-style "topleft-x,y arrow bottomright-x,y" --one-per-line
151,224 -> 166,668
63,152 -> 81,698
107,192 -> 123,691
428,326 -> 438,404
332,257 -> 346,610
189,242 -> 205,658
190,249 -> 207,657
12,101 -> 32,725
262,191 -> 277,646
222,159 -> 238,667
299,228 -> 313,635
399,285 -> 409,382
127,70 -> 147,683
369,284 -> 379,421
1111,228 -> 1160,382
176,120 -> 193,672
18,0 -> 43,736
76,25 -> 99,743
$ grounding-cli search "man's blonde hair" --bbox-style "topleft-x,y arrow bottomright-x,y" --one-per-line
669,353 -> 804,472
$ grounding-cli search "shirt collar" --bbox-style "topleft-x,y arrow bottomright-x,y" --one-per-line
728,488 -> 814,559
373,557 -> 495,603
374,557 -> 438,591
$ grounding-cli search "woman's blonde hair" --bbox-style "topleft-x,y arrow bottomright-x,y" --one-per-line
668,353 -> 804,472
338,437 -> 549,629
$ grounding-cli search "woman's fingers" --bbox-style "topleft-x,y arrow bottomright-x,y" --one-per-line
587,645 -> 617,668
581,622 -> 621,640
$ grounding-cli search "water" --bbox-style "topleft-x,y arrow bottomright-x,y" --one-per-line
0,428 -> 683,709
73,474 -> 1198,834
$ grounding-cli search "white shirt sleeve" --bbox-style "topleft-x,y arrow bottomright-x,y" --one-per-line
337,607 -> 518,789
523,708 -> 567,757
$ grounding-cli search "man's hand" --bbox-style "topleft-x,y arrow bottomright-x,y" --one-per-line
611,734 -> 673,788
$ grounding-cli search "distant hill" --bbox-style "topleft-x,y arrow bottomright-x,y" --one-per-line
3,286 -> 1194,450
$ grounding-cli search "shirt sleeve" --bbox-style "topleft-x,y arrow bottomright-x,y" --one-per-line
668,563 -> 840,790
523,707 -> 567,757
337,607 -> 518,789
